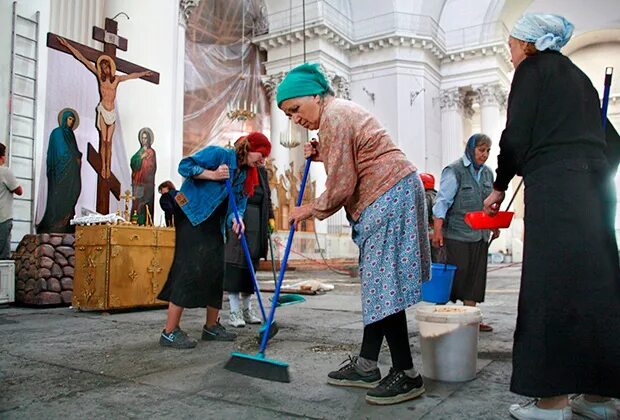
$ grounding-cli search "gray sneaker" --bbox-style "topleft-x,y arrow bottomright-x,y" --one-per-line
327,356 -> 382,389
243,307 -> 262,324
202,321 -> 237,341
159,327 -> 197,349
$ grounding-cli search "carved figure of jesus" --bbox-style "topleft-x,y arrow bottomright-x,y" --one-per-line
57,36 -> 152,179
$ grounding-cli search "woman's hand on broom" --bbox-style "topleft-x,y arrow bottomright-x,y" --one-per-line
289,204 -> 313,230
483,190 -> 505,216
232,218 -> 245,238
303,140 -> 321,162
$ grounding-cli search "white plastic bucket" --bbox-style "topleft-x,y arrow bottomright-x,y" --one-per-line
415,305 -> 482,382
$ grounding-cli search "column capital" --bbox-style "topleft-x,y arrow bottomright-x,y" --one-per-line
475,83 -> 508,109
179,0 -> 200,28
261,72 -> 286,102
439,87 -> 465,111
439,87 -> 475,118
319,64 -> 351,100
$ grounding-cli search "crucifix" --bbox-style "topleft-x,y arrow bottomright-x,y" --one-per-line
46,17 -> 159,215
120,189 -> 135,221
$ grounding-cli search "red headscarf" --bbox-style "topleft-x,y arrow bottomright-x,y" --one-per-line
237,132 -> 271,197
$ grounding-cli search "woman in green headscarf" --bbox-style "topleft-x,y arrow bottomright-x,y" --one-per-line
37,109 -> 82,233
278,63 -> 431,406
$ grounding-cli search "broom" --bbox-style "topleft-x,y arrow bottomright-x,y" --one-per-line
224,180 -> 279,342
224,157 -> 312,383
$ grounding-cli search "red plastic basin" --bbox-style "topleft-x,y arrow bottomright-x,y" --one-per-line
464,211 -> 514,230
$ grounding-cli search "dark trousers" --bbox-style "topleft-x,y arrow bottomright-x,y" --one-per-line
0,219 -> 12,259
359,310 -> 413,371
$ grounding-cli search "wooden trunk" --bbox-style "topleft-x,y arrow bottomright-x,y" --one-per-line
73,225 -> 174,310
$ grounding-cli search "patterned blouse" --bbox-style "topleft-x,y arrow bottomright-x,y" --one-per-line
311,98 -> 416,222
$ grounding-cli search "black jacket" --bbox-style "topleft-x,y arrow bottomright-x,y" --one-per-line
495,50 -> 607,191
225,166 -> 274,266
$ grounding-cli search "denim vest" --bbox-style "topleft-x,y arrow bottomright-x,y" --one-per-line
177,146 -> 247,238
443,159 -> 493,242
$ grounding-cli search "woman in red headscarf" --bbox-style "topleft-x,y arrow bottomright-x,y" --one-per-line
157,132 -> 271,349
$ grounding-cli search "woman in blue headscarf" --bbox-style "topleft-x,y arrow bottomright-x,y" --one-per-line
483,14 -> 620,419
432,133 -> 497,331
37,109 -> 82,233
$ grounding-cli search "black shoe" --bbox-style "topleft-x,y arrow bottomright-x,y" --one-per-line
365,368 -> 425,405
159,327 -> 197,349
327,355 -> 381,389
201,321 -> 237,341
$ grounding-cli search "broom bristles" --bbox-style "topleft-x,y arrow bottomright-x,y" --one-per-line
224,352 -> 290,383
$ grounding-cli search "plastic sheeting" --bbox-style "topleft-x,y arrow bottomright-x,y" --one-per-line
183,0 -> 270,155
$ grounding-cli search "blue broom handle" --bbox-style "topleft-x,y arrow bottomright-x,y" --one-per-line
601,67 -> 613,130
258,157 -> 312,354
225,179 -> 268,322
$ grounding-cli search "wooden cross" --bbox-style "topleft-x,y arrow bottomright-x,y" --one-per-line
47,18 -> 159,215
120,189 -> 135,221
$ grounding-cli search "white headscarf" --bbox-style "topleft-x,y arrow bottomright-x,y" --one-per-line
510,13 -> 574,52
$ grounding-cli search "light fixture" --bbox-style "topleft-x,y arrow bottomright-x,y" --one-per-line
410,88 -> 425,106
279,121 -> 301,149
226,0 -> 256,124
362,86 -> 375,104
278,0 -> 305,149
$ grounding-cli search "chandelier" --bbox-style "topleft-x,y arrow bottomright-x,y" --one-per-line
226,99 -> 256,122
226,0 -> 256,124
279,121 -> 301,148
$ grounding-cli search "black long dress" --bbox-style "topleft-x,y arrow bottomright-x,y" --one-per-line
224,167 -> 274,294
157,199 -> 228,309
494,50 -> 620,398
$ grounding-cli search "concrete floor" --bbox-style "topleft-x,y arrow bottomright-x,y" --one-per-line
1,264 -> 618,419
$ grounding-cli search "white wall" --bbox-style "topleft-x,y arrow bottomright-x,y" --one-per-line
1,0 -> 184,234
1,1 -> 52,147
102,0 -> 184,226
569,40 -> 620,228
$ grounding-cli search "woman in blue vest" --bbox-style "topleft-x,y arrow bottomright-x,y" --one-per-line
432,133 -> 498,332
157,133 -> 271,349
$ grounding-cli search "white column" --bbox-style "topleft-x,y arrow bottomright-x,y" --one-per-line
439,88 -> 466,168
476,84 -> 511,254
262,73 -> 290,178
172,2 -> 189,187
307,128 -> 328,235
476,84 -> 507,172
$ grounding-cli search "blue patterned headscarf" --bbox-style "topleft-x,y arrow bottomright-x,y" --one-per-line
510,13 -> 574,52
465,134 -> 489,170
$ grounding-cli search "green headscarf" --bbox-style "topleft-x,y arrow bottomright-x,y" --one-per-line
276,63 -> 330,107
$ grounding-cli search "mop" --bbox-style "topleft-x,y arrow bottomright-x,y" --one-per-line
224,158 -> 312,383
225,180 -> 279,342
